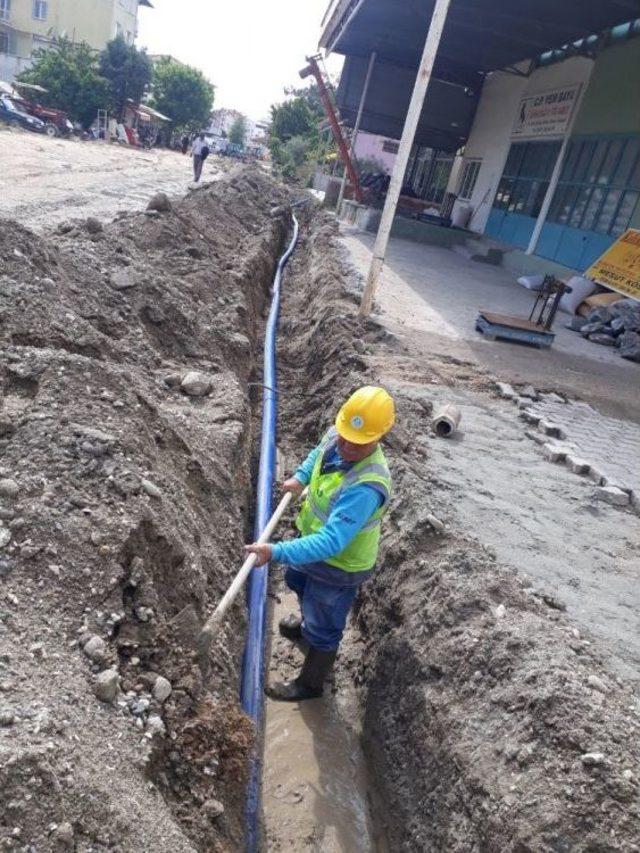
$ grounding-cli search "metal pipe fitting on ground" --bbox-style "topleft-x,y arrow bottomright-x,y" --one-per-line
241,214 -> 300,852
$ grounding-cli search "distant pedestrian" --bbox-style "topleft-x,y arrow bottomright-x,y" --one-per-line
181,133 -> 189,154
190,133 -> 209,182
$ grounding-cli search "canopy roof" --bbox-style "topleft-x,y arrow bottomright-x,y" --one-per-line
322,0 -> 640,87
323,0 -> 640,148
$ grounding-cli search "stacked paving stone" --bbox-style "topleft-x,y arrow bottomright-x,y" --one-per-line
566,298 -> 640,362
496,382 -> 640,515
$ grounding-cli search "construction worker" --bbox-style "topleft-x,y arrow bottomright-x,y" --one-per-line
245,386 -> 395,702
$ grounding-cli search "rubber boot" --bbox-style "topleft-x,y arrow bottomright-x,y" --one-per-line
278,613 -> 302,642
266,648 -> 337,702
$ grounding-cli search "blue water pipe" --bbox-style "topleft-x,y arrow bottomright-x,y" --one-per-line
240,212 -> 300,852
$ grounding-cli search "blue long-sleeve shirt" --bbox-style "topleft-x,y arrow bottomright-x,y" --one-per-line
271,443 -> 383,585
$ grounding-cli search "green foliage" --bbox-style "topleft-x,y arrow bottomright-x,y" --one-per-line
99,37 -> 152,120
151,59 -> 214,131
17,38 -> 109,127
228,114 -> 247,146
270,97 -> 315,143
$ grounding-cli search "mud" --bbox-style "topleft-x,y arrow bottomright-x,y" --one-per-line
0,169 -> 290,851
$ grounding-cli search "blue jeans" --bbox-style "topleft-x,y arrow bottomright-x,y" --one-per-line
285,567 -> 358,652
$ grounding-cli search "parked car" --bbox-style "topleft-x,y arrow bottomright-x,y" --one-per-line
0,96 -> 46,133
12,96 -> 73,137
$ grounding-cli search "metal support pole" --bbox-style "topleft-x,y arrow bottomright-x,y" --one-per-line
526,82 -> 586,256
359,0 -> 452,316
337,51 -> 376,214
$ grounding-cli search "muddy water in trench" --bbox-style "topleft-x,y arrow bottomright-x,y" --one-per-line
262,589 -> 385,851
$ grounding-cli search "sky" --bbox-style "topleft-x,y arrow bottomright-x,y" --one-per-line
137,0 -> 343,122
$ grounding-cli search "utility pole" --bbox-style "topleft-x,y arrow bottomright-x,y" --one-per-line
336,51 -> 377,215
359,0 -> 452,316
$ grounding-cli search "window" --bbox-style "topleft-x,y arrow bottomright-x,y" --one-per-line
382,139 -> 399,155
548,135 -> 640,237
115,21 -> 123,37
0,30 -> 9,53
458,159 -> 481,200
32,0 -> 47,20
493,141 -> 560,218
0,0 -> 10,22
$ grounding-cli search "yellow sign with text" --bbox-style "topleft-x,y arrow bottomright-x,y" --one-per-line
587,229 -> 640,301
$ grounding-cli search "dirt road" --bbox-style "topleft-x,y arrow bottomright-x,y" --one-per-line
0,126 -> 224,231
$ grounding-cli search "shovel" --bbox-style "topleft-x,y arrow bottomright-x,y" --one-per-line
172,487 -> 307,674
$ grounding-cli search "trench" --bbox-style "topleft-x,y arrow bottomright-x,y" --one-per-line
241,208 -> 387,851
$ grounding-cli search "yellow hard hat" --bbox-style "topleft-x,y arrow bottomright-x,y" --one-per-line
335,386 -> 396,445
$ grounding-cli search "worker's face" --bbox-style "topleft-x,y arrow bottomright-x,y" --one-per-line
337,435 -> 378,463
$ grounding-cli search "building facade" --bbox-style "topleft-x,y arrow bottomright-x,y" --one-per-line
450,33 -> 640,272
0,0 -> 151,82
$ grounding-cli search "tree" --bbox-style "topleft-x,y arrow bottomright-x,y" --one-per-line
17,38 -> 109,127
99,37 -> 152,120
270,97 -> 316,143
151,59 -> 214,131
228,114 -> 247,146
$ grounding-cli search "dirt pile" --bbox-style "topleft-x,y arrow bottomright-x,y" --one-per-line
0,170 -> 290,851
276,211 -> 640,851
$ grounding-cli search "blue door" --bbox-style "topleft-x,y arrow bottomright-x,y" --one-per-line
539,135 -> 640,271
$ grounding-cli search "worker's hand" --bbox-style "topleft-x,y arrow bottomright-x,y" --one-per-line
245,543 -> 273,567
282,477 -> 304,496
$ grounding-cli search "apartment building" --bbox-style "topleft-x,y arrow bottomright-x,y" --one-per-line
0,0 -> 152,81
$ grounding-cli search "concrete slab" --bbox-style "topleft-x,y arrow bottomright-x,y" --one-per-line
341,228 -> 640,423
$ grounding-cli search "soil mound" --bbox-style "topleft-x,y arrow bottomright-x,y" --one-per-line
0,169 -> 289,851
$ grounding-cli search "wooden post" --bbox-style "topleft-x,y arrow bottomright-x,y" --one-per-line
359,0 -> 452,316
337,51 -> 377,215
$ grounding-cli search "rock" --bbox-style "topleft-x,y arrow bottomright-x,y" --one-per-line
163,372 -> 184,388
110,269 -> 138,291
353,339 -> 366,354
586,306 -> 613,325
181,371 -> 212,397
153,676 -> 172,703
83,636 -> 107,662
566,316 -> 588,332
146,714 -> 166,736
520,385 -> 538,400
588,332 -> 616,346
587,674 -> 609,694
95,669 -> 119,703
580,321 -> 604,337
0,478 -> 19,498
496,382 -> 515,399
147,192 -> 172,213
0,559 -> 14,578
595,486 -> 630,507
135,606 -> 154,623
566,456 -> 591,476
0,710 -> 15,726
203,799 -> 225,820
141,479 -> 162,499
0,526 -> 11,549
130,697 -> 150,716
85,217 -> 103,234
52,822 -> 74,848
495,604 -> 506,620
581,752 -> 605,767
619,331 -> 640,362
542,443 -> 571,463
426,513 -> 445,533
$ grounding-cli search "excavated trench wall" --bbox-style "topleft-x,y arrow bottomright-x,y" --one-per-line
275,209 -> 640,853
0,170 -> 293,852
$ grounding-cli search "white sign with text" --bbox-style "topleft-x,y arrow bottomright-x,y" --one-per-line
512,84 -> 581,139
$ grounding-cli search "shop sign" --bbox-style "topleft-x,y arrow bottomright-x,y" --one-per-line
587,229 -> 640,301
512,84 -> 581,139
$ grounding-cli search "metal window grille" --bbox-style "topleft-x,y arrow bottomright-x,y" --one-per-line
547,134 -> 640,237
382,139 -> 399,155
493,140 -> 561,218
459,159 -> 481,200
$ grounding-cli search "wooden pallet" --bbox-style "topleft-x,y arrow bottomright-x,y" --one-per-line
476,311 -> 555,349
